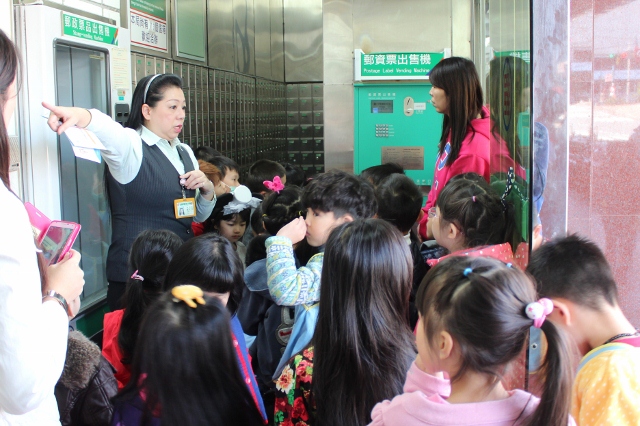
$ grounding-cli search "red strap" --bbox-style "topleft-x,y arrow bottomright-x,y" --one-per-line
616,336 -> 640,347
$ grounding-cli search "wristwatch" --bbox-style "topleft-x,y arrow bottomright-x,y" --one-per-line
42,290 -> 69,315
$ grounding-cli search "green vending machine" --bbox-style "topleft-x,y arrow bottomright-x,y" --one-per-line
353,50 -> 448,197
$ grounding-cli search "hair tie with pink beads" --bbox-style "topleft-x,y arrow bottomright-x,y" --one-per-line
131,270 -> 144,281
525,298 -> 554,328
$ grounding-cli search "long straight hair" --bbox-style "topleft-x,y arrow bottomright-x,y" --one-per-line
430,57 -> 484,167
417,257 -> 573,426
114,292 -> 263,426
0,29 -> 19,191
313,219 -> 416,426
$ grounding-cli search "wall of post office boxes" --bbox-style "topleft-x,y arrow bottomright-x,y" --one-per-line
131,53 -> 293,175
285,83 -> 324,175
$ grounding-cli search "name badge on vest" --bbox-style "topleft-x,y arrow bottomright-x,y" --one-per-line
175,184 -> 196,219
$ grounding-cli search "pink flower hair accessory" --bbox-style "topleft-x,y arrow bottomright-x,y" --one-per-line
263,176 -> 285,193
131,270 -> 144,281
525,298 -> 553,328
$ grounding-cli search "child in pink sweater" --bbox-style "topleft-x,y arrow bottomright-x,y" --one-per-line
369,257 -> 576,426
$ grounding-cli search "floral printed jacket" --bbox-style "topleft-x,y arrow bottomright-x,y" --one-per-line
274,346 -> 316,426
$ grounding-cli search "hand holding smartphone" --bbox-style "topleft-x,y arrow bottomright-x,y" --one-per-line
24,202 -> 81,265
39,221 -> 81,265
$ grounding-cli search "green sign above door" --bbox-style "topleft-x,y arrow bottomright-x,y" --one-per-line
62,13 -> 118,45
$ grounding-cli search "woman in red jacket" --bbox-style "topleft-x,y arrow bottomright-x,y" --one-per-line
419,57 -> 490,240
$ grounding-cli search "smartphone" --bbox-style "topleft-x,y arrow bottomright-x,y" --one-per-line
24,202 -> 51,241
39,221 -> 81,265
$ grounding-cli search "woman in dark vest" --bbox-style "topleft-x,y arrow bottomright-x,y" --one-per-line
44,74 -> 226,309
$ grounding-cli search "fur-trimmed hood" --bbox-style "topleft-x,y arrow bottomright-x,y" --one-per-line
59,331 -> 103,391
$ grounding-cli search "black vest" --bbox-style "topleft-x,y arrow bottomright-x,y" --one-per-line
106,142 -> 195,282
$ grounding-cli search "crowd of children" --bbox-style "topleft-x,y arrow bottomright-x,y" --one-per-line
5,18 -> 636,424
40,147 -> 636,426
39,57 -> 638,426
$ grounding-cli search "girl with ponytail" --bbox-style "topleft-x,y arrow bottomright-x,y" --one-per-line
426,172 -> 520,267
102,229 -> 183,390
370,256 -> 575,426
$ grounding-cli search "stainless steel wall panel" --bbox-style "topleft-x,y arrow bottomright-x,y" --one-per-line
353,0 -> 451,53
270,0 -> 285,81
255,0 -> 272,78
283,0 -> 323,82
323,83 -> 353,172
233,0 -> 256,74
208,0 -> 235,70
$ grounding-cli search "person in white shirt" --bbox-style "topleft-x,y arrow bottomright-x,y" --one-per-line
0,29 -> 85,425
44,74 -> 227,310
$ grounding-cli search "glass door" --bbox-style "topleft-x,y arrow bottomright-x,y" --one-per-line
55,42 -> 111,310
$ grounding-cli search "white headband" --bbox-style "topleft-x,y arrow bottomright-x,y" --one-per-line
143,74 -> 161,104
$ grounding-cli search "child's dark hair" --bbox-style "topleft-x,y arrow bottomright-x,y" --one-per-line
417,256 -> 572,426
261,185 -> 303,235
126,74 -> 183,130
302,170 -> 377,219
281,162 -> 306,187
118,229 -> 183,364
114,292 -> 263,426
194,146 -> 221,162
245,233 -> 268,267
376,173 -> 423,234
527,234 -> 618,310
360,163 -> 405,187
313,219 -> 415,426
436,173 -> 517,250
249,204 -> 265,235
204,192 -> 252,234
163,234 -> 245,314
244,159 -> 286,193
209,155 -> 240,180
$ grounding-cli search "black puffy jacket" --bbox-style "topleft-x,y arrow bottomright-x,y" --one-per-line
55,331 -> 118,426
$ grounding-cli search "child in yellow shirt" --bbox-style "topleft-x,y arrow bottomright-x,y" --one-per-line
528,235 -> 640,426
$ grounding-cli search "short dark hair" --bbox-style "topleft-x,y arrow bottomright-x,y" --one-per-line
360,163 -> 404,187
114,292 -> 264,425
126,74 -> 183,130
209,155 -> 240,179
302,170 -> 377,219
261,185 -> 303,235
436,173 -> 516,249
527,234 -> 619,310
281,162 -> 306,187
119,229 -> 183,363
194,146 -> 222,162
244,159 -> 286,193
376,173 -> 423,234
163,234 -> 245,314
418,257 -> 572,426
244,233 -> 268,267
